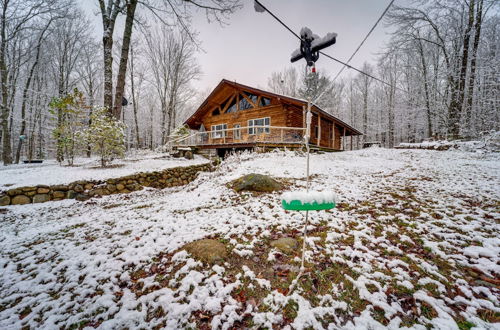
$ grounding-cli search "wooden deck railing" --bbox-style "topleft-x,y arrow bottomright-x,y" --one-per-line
170,126 -> 306,148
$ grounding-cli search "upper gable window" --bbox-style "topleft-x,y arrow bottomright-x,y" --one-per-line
225,97 -> 238,113
244,92 -> 258,105
238,94 -> 253,111
212,108 -> 220,116
219,95 -> 233,112
259,97 -> 271,107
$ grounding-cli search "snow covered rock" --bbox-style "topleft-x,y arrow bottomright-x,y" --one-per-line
230,173 -> 283,193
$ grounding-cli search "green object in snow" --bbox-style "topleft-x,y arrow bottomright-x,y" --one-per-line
281,191 -> 336,211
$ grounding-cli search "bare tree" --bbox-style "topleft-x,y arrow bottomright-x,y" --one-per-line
267,66 -> 299,97
14,18 -> 53,163
1,0 -> 69,165
98,0 -> 241,120
144,27 -> 200,145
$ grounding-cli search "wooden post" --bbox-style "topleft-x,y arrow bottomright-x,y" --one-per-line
332,124 -> 335,149
317,114 -> 321,147
350,135 -> 353,150
302,106 -> 306,128
343,127 -> 346,151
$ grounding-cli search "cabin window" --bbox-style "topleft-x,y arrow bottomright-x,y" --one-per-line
238,94 -> 253,110
219,95 -> 233,112
243,92 -> 258,105
212,108 -> 220,116
211,124 -> 227,138
234,124 -> 241,139
248,117 -> 270,135
225,97 -> 238,113
314,126 -> 319,138
259,97 -> 271,107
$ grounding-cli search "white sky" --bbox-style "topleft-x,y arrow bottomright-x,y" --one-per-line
82,0 -> 403,92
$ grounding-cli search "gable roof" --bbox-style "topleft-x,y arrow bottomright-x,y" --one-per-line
185,79 -> 362,136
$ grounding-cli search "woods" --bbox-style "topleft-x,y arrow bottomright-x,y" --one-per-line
268,0 -> 498,147
0,0 -> 498,165
0,0 -> 240,165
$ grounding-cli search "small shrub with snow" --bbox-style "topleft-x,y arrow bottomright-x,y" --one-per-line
49,89 -> 87,165
81,107 -> 126,167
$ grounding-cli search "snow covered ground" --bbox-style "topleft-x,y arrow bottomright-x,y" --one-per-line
0,148 -> 498,329
0,151 -> 208,190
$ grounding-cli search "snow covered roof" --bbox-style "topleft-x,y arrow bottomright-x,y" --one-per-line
185,79 -> 362,136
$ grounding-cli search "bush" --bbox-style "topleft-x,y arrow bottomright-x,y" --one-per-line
81,107 -> 126,167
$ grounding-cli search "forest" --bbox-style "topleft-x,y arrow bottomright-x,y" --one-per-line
0,0 -> 498,165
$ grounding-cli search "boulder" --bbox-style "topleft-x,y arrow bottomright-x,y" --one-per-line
11,195 -> 31,205
52,185 -> 68,191
7,189 -> 22,196
75,194 -> 91,202
184,151 -> 194,160
37,187 -> 50,194
270,238 -> 298,254
0,195 -> 10,206
74,184 -> 84,193
52,191 -> 65,199
33,194 -> 50,203
184,239 -> 228,264
84,183 -> 94,190
116,184 -> 125,191
66,190 -> 77,199
231,173 -> 283,193
91,188 -> 109,196
21,186 -> 36,192
106,184 -> 117,193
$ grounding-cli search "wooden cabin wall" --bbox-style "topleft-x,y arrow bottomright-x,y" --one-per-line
334,124 -> 342,149
284,105 -> 303,127
188,83 -> 356,150
201,103 -> 288,143
320,118 -> 331,148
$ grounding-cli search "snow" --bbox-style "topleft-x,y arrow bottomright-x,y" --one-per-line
282,190 -> 335,204
0,151 -> 209,190
0,148 -> 499,328
311,32 -> 337,50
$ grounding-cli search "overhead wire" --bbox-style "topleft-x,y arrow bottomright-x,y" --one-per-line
254,0 -> 405,93
331,0 -> 395,82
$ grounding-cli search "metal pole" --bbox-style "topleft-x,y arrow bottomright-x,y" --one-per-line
302,97 -> 312,270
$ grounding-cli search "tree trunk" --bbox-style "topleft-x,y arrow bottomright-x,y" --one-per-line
99,0 -> 122,112
112,0 -> 138,119
417,37 -> 433,138
103,32 -> 114,111
455,0 -> 475,137
87,80 -> 94,157
465,0 -> 483,135
129,46 -> 141,148
0,4 -> 12,165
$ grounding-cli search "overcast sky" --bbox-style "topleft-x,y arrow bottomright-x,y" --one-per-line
82,0 -> 402,92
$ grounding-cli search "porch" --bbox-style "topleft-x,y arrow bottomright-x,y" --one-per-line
169,126 -> 324,149
169,125 -> 348,151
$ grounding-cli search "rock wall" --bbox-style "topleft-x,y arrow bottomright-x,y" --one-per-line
0,162 -> 214,206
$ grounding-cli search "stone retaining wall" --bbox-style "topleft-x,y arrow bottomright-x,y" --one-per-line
0,162 -> 214,206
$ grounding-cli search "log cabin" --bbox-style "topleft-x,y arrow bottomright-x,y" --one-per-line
179,79 -> 362,157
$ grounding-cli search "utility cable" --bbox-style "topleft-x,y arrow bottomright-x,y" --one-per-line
332,0 -> 395,82
255,0 -> 404,92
